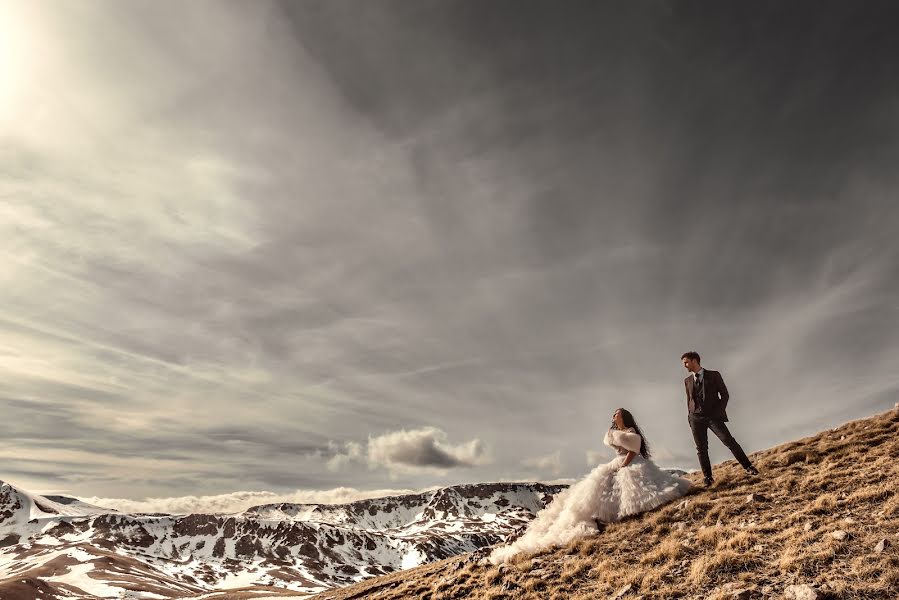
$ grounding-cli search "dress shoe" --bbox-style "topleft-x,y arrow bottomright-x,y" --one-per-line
702,476 -> 714,487
745,466 -> 760,476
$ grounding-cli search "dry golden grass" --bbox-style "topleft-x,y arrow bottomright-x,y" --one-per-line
695,524 -> 729,547
310,406 -> 899,600
777,535 -> 844,575
639,535 -> 685,565
688,548 -> 761,586
718,529 -> 756,552
559,558 -> 590,582
885,494 -> 899,516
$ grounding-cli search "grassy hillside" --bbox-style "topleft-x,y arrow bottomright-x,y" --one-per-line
310,406 -> 899,600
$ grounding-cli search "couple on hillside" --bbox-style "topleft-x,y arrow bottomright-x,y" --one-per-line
489,351 -> 760,564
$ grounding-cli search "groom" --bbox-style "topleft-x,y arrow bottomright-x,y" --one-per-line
681,351 -> 759,487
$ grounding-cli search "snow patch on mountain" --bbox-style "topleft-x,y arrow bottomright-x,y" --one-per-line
0,479 -> 566,598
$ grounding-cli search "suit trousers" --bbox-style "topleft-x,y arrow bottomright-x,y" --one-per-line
688,414 -> 752,479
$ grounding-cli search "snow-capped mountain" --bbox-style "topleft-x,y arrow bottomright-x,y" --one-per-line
0,479 -> 565,599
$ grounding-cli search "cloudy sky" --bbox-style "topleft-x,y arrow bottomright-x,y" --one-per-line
2,0 -> 898,512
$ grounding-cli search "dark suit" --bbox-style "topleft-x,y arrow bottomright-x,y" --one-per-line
684,368 -> 753,479
685,368 -> 729,421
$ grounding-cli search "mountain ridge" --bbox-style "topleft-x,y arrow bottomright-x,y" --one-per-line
0,479 -> 566,598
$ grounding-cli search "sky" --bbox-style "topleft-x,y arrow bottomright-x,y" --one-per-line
2,0 -> 899,513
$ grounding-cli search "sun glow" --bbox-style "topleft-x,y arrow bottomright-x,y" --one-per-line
0,1 -> 35,126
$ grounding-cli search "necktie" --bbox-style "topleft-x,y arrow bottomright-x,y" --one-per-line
693,374 -> 702,404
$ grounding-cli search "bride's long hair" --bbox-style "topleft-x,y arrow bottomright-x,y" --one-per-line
616,408 -> 651,459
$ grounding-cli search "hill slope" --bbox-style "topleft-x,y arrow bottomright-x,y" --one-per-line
310,407 -> 899,600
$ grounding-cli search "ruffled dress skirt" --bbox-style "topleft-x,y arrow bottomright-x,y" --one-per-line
489,454 -> 692,564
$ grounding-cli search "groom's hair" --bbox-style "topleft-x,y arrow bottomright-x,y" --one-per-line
681,351 -> 701,363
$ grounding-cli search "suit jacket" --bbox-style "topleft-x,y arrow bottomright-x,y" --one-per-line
684,369 -> 730,421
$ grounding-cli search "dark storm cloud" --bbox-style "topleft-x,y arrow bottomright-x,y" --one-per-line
3,0 -> 899,502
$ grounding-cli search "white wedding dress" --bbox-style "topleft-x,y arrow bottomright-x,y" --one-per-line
489,427 -> 692,564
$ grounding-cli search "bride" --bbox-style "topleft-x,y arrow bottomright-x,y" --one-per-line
489,408 -> 693,564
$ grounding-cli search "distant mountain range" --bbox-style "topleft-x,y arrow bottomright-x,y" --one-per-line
0,479 -> 568,598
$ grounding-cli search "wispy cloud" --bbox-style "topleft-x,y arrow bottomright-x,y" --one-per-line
522,451 -> 562,477
76,485 -> 436,515
2,1 -> 899,501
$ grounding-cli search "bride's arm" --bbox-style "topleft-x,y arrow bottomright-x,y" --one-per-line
620,450 -> 636,468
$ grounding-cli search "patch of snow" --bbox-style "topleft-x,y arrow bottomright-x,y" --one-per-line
400,547 -> 426,569
47,561 -> 124,598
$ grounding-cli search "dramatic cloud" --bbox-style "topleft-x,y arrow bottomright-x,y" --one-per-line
323,427 -> 492,477
366,427 -> 491,475
325,441 -> 366,473
2,1 -> 899,501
